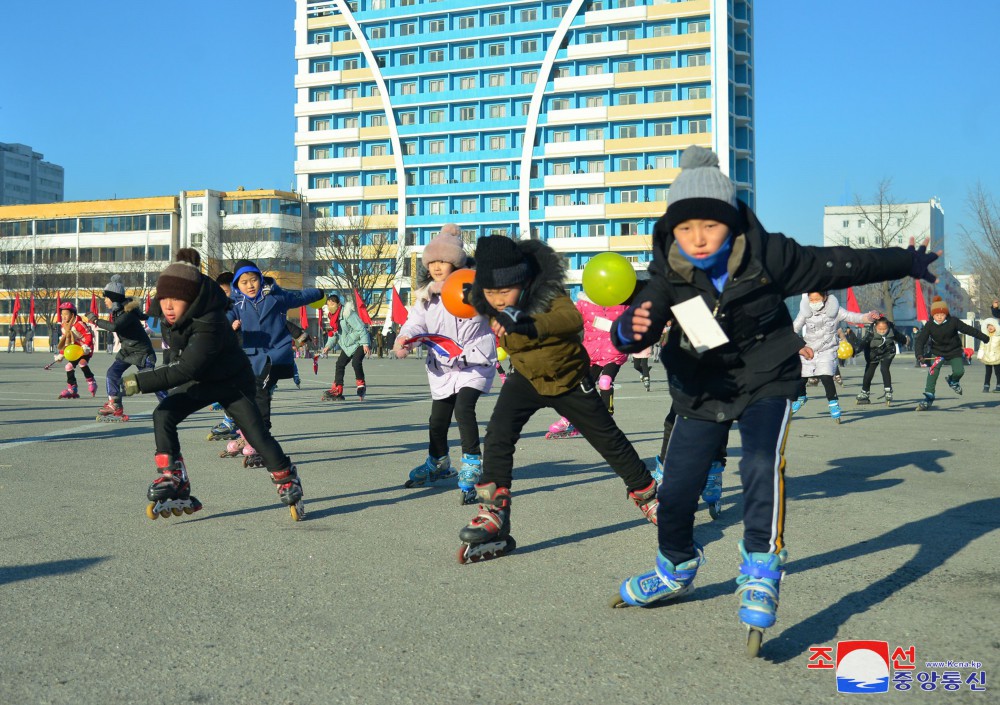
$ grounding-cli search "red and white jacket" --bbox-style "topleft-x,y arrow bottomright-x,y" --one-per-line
60,317 -> 95,356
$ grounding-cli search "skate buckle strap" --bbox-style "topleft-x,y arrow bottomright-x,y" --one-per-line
740,561 -> 783,582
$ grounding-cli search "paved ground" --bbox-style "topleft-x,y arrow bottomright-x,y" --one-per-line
0,352 -> 997,704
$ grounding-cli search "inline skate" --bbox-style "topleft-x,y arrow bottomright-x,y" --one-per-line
242,442 -> 265,469
545,416 -> 580,440
828,398 -> 842,423
641,375 -> 651,392
736,541 -> 786,657
628,481 -> 659,525
610,546 -> 705,608
322,383 -> 345,401
270,466 -> 306,521
146,453 -> 202,520
96,399 -> 128,423
87,377 -> 98,397
702,461 -> 724,519
946,374 -> 963,395
883,387 -> 893,406
206,415 -> 239,441
404,455 -> 454,488
915,393 -> 934,411
58,384 -> 79,399
356,379 -> 366,400
219,432 -> 247,458
790,395 -> 807,414
457,453 -> 482,505
457,483 -> 515,563
855,390 -> 871,406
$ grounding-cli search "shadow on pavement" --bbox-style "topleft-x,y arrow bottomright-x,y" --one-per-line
0,556 -> 110,586
788,449 -> 950,500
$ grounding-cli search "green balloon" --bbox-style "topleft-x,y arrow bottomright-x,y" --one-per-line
582,253 -> 637,307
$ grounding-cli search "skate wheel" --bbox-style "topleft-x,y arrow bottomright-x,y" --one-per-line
171,507 -> 183,517
182,506 -> 195,515
834,418 -> 841,424
146,504 -> 158,520
505,536 -> 517,554
746,628 -> 763,657
709,502 -> 721,520
159,509 -> 171,518
457,544 -> 470,564
403,479 -> 418,489
289,501 -> 306,522
609,594 -> 628,609
206,433 -> 215,441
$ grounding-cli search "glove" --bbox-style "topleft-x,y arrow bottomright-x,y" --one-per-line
85,313 -> 98,324
54,353 -> 64,362
496,307 -> 538,338
122,373 -> 140,397
908,242 -> 939,283
82,345 -> 92,356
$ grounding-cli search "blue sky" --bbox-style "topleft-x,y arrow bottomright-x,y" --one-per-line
2,1 -> 998,264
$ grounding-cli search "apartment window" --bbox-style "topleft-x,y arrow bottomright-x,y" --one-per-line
399,23 -> 416,36
688,53 -> 709,67
343,87 -> 359,100
618,92 -> 638,106
620,190 -> 639,203
488,12 -> 506,26
520,8 -> 538,22
427,49 -> 444,63
311,147 -> 331,159
399,111 -> 416,125
520,39 -> 538,54
402,141 -> 416,155
313,61 -> 332,73
427,79 -> 445,92
688,86 -> 708,100
312,118 -> 331,131
582,31 -> 603,44
842,220 -> 850,228
459,46 -> 475,60
551,98 -> 570,111
551,130 -> 571,143
369,27 -> 386,40
345,205 -> 360,217
342,59 -> 359,70
370,115 -> 385,127
427,19 -> 445,33
428,140 -> 445,154
617,125 -> 637,139
585,193 -> 605,205
399,81 -> 416,95
652,89 -> 674,102
488,44 -> 506,57
585,160 -> 604,173
312,33 -> 331,44
619,157 -> 638,171
489,198 -> 508,212
459,106 -> 476,121
460,76 -> 477,90
428,109 -> 445,123
370,174 -> 388,186
490,166 -> 508,181
312,89 -> 331,102
555,67 -> 570,78
618,61 -> 636,73
521,102 -> 532,116
585,65 -> 606,75
858,220 -> 865,228
371,204 -> 388,215
552,162 -> 571,176
585,96 -> 604,108
620,223 -> 639,236
616,29 -> 637,41
429,201 -> 446,215
399,53 -> 415,66
428,170 -> 446,185
371,0 -> 386,7
553,194 -> 572,206
488,73 -> 507,87
650,25 -> 674,37
651,187 -> 668,201
688,119 -> 709,133
489,104 -> 507,118
688,20 -> 709,33
459,137 -> 476,152
460,168 -> 476,183
489,135 -> 507,150
652,57 -> 673,70
552,6 -> 566,18
344,175 -> 359,187
458,16 -> 475,30
460,199 -> 477,214
654,155 -> 674,169
553,226 -> 571,238
190,203 -> 203,217
586,224 -> 606,237
370,145 -> 387,156
585,128 -> 603,140
653,123 -> 673,137
521,70 -> 538,85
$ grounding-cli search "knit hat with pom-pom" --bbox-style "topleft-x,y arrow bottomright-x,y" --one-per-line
155,248 -> 203,303
665,145 -> 742,235
930,296 -> 949,316
422,223 -> 468,268
102,274 -> 127,303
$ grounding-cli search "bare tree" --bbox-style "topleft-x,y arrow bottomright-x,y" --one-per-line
199,218 -> 300,282
308,215 -> 410,317
961,183 -> 1000,313
828,179 -> 923,316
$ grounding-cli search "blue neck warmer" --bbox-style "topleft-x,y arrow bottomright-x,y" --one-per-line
678,237 -> 733,292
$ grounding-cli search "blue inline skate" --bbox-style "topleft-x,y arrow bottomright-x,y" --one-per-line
610,546 -> 705,608
651,455 -> 664,485
457,453 -> 482,505
702,461 -> 724,519
736,540 -> 786,657
828,398 -> 841,424
790,395 -> 807,414
206,414 -> 239,441
404,455 -> 455,488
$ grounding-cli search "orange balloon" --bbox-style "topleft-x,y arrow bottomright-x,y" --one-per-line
441,269 -> 476,318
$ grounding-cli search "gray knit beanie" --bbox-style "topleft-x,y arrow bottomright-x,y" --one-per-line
665,146 -> 742,235
102,274 -> 127,304
422,223 -> 468,268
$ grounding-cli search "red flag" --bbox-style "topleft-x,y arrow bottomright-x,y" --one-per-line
56,292 -> 62,318
914,280 -> 929,323
353,289 -> 372,325
844,287 -> 865,327
299,305 -> 308,329
391,287 -> 408,325
145,293 -> 151,314
90,293 -> 99,317
29,293 -> 36,326
11,293 -> 21,320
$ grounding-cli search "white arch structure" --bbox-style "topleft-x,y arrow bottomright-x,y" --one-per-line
332,0 -> 407,247
518,0 -> 586,240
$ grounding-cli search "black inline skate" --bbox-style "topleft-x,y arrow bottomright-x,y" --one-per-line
457,483 -> 516,563
146,454 -> 202,520
270,466 -> 306,521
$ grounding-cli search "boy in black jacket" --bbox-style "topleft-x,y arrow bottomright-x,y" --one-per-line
854,316 -> 908,405
121,250 -> 305,521
87,274 -> 164,421
608,146 -> 938,654
913,296 -> 988,410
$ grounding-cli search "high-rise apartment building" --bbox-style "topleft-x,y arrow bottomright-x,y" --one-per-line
294,0 -> 754,294
0,143 -> 64,206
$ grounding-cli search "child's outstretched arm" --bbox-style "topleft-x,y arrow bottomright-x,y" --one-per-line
612,276 -> 672,353
955,319 -> 990,344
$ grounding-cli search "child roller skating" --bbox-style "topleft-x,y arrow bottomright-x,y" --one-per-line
977,317 -> 1000,392
606,146 -> 939,656
458,235 -> 661,563
88,274 -> 166,423
125,249 -> 307,522
54,302 -> 97,399
632,345 -> 654,391
394,225 -> 496,502
854,316 -> 908,407
914,297 -> 987,411
321,294 -> 371,402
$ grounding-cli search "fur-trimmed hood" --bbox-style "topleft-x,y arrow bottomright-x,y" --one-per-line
468,239 -> 567,317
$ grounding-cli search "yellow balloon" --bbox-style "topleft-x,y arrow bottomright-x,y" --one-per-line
582,252 -> 637,307
308,295 -> 327,310
64,344 -> 84,362
497,347 -> 508,362
837,340 -> 854,360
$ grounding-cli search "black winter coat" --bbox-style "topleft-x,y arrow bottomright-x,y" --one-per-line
615,202 -> 915,422
135,274 -> 255,395
92,299 -> 154,366
914,317 -> 987,361
860,323 -> 907,363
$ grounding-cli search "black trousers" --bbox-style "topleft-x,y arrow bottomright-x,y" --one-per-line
66,355 -> 96,385
985,364 -> 1000,385
428,387 -> 483,457
632,357 -> 650,377
334,349 -> 366,385
254,360 -> 294,430
152,378 -> 291,473
660,407 -> 727,466
481,370 -> 650,492
659,396 -> 790,564
797,375 -> 837,401
861,358 -> 894,391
